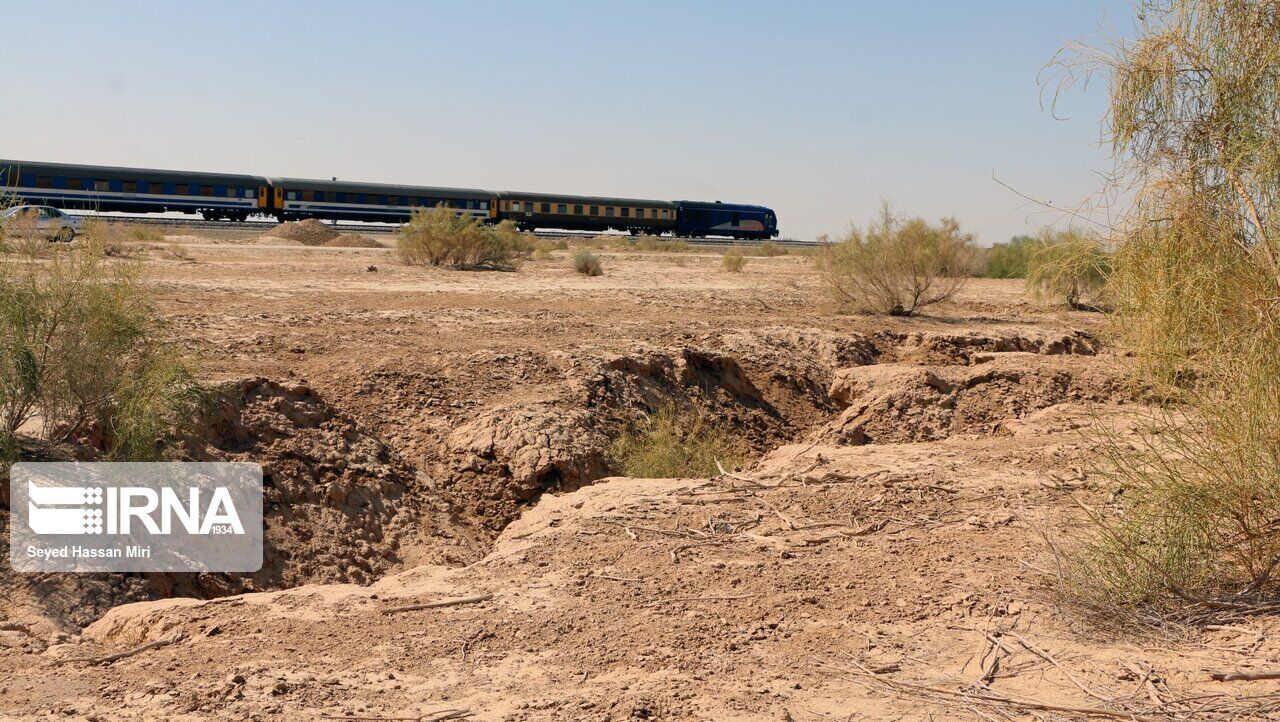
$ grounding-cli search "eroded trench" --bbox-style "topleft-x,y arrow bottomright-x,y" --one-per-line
1,326 -> 1126,629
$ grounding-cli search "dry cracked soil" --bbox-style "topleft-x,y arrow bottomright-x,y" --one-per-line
2,231 -> 1277,721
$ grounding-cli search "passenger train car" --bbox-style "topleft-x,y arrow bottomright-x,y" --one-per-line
496,192 -> 677,235
0,159 -> 779,238
271,177 -> 492,223
0,159 -> 265,221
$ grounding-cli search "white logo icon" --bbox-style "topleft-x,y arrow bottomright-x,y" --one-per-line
25,481 -> 244,536
27,482 -> 104,535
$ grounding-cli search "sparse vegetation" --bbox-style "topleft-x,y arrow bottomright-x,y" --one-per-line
1025,228 -> 1111,311
609,402 -> 748,479
1051,0 -> 1280,614
817,203 -> 977,316
128,224 -> 164,242
634,235 -> 689,253
0,227 -> 204,462
757,241 -> 787,257
572,249 -> 603,276
532,237 -> 568,259
722,249 -> 747,273
396,205 -> 525,270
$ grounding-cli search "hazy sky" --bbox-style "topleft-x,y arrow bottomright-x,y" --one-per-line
0,1 -> 1130,242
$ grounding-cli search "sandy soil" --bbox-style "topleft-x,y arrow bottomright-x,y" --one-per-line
2,233 -> 1276,721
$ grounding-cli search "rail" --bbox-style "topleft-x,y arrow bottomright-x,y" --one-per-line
70,214 -> 821,247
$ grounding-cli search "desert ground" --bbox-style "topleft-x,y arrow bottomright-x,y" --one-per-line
2,228 -> 1276,721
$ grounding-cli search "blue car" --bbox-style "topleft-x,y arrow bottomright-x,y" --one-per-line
674,200 -> 778,239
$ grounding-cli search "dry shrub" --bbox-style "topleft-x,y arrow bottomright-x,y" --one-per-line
817,203 -> 977,316
128,224 -> 164,242
635,235 -> 689,253
1025,228 -> 1111,310
0,239 -> 204,462
609,403 -> 748,479
572,250 -> 603,276
722,249 -> 747,273
396,205 -> 524,270
1049,0 -> 1280,614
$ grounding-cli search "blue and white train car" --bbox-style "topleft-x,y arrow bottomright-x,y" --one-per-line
270,177 -> 495,223
0,159 -> 269,221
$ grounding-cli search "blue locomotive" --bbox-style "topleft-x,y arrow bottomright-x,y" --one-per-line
0,159 -> 779,239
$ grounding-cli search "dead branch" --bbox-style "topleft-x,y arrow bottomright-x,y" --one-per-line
821,659 -> 1168,722
382,594 -> 494,614
1006,632 -> 1114,702
714,458 -> 765,487
590,573 -> 642,583
0,621 -> 34,637
51,633 -> 181,665
1210,669 -> 1280,682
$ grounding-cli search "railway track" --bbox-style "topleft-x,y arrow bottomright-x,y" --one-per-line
73,214 -> 820,247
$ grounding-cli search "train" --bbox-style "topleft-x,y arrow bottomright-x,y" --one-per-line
0,159 -> 779,239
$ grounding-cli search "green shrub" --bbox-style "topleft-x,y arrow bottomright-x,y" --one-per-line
396,205 -> 524,270
1025,228 -> 1111,311
986,235 -> 1038,278
0,236 -> 203,460
609,403 -> 748,479
572,250 -> 603,276
1051,0 -> 1280,614
722,249 -> 747,273
817,203 -> 977,316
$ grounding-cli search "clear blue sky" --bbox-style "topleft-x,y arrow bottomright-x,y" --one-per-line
0,1 -> 1130,242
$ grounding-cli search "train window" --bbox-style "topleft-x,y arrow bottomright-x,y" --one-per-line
662,210 -> 670,219
174,184 -> 187,195
66,178 -> 82,190
245,188 -> 256,198
94,180 -> 109,192
480,201 -> 488,210
511,201 -> 521,212
605,207 -> 615,217
36,176 -> 52,189
556,204 -> 567,214
122,181 -> 137,193
538,203 -> 548,213
589,205 -> 598,215
302,190 -> 315,202
148,181 -> 164,194
573,204 -> 583,215
224,187 -> 236,197
200,185 -> 213,196
287,191 -> 298,201
621,208 -> 630,218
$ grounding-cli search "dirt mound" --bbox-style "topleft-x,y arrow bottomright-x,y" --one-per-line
0,379 -> 482,632
323,233 -> 384,248
819,352 -> 1127,445
264,219 -> 340,246
875,329 -> 1099,365
434,346 -> 823,531
186,379 -> 481,580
